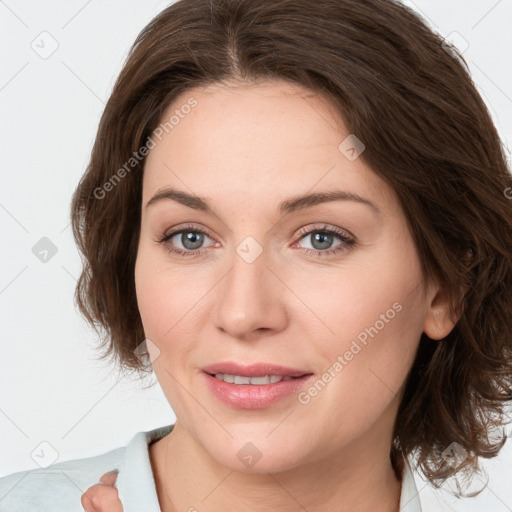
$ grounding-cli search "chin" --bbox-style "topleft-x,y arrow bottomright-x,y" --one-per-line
200,434 -> 308,474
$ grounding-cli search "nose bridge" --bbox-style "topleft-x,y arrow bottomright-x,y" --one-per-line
213,234 -> 283,337
224,234 -> 268,308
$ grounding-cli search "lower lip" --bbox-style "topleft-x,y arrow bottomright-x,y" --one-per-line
202,372 -> 314,409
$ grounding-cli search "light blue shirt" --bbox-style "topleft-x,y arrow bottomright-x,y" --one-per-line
0,424 -> 422,511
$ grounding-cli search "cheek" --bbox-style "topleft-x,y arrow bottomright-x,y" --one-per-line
134,251 -> 201,412
292,240 -> 425,401
134,246 -> 211,352
294,279 -> 424,444
135,246 -> 180,345
289,256 -> 422,349
134,254 -> 166,339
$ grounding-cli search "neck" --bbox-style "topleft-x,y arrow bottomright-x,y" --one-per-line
149,422 -> 402,512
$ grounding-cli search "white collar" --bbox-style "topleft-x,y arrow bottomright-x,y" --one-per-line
399,454 -> 423,511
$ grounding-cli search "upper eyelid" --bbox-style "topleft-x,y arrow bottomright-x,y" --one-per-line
295,224 -> 354,239
163,224 -> 215,241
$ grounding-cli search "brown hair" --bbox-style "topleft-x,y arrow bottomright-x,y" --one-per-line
70,0 -> 512,496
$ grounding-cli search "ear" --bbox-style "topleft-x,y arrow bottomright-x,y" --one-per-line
422,277 -> 462,340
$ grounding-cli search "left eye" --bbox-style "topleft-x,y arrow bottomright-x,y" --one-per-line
160,229 -> 215,254
298,231 -> 342,251
292,226 -> 355,257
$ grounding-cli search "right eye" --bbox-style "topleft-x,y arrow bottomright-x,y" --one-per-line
157,224 -> 218,257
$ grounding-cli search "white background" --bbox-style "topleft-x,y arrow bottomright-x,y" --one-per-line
0,1 -> 511,510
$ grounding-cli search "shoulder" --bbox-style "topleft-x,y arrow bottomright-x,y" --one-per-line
0,424 -> 174,512
0,445 -> 125,511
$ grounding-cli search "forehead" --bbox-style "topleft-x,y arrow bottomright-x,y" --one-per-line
142,79 -> 398,216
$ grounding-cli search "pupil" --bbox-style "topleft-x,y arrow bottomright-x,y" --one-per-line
312,232 -> 332,250
183,231 -> 203,250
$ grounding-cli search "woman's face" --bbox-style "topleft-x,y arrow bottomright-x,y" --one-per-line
135,79 -> 446,472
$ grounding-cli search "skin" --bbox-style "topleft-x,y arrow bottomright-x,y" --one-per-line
82,79 -> 458,511
81,471 -> 121,512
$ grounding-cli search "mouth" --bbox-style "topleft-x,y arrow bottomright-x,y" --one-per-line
205,372 -> 310,385
201,369 -> 315,409
201,361 -> 312,379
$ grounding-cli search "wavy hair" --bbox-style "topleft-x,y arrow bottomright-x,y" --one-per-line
70,0 -> 512,496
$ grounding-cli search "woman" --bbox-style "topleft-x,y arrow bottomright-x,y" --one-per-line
1,0 -> 511,511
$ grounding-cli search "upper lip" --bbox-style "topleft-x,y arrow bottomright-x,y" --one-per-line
202,362 -> 312,378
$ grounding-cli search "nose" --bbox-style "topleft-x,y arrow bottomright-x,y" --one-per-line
213,240 -> 288,340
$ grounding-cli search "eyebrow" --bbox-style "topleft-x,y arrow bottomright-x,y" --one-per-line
145,187 -> 381,216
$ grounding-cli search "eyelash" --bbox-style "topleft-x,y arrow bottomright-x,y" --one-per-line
156,223 -> 356,258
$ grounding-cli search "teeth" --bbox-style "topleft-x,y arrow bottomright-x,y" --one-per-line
214,373 -> 295,385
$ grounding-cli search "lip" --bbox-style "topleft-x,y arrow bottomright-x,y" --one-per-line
201,361 -> 311,378
201,362 -> 314,409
